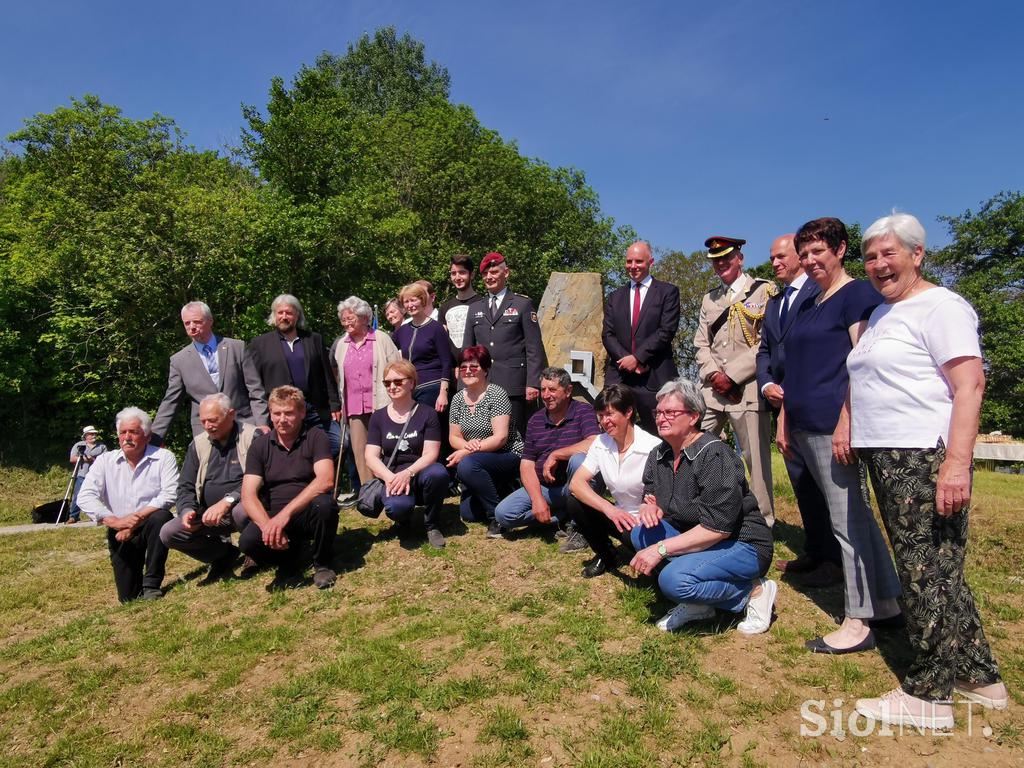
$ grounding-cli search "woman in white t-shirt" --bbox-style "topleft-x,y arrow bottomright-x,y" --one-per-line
848,213 -> 1007,730
566,384 -> 662,578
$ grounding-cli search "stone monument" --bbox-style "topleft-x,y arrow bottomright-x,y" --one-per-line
537,272 -> 606,400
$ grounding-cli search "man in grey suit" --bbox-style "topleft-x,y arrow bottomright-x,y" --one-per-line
151,301 -> 264,446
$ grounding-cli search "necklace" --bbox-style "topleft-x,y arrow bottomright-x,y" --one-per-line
815,274 -> 852,305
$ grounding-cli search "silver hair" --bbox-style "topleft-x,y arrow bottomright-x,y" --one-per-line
540,366 -> 572,390
181,301 -> 212,321
265,294 -> 307,328
115,406 -> 153,435
200,393 -> 233,416
336,296 -> 373,323
656,378 -> 706,419
862,212 -> 926,255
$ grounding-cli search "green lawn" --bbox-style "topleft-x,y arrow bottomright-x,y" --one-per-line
0,457 -> 1021,767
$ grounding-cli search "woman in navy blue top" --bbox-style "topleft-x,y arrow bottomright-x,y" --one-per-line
778,217 -> 901,656
393,282 -> 454,413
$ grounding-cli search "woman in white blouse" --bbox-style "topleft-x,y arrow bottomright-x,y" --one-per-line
567,384 -> 662,578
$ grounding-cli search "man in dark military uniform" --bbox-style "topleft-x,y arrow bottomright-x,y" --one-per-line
694,236 -> 778,526
468,252 -> 548,437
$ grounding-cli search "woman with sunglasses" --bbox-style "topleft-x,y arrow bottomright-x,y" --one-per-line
630,378 -> 776,635
365,360 -> 449,548
447,346 -> 524,537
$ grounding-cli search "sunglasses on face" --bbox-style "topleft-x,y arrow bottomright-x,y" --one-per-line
459,364 -> 482,373
383,377 -> 408,388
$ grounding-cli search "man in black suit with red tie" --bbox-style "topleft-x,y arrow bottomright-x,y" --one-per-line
602,241 -> 681,432
756,234 -> 841,587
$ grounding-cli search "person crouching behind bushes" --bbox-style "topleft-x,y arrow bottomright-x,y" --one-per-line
364,360 -> 450,549
566,384 -> 662,578
630,379 -> 777,635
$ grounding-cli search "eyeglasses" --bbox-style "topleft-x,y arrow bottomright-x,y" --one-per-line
458,364 -> 482,373
653,408 -> 689,422
383,377 -> 408,388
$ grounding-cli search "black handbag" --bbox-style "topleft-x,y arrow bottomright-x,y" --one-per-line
355,405 -> 418,518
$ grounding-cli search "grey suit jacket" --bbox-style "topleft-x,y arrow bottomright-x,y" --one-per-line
151,336 -> 265,443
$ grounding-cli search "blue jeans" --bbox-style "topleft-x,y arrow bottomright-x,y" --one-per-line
456,451 -> 522,523
305,410 -> 340,459
631,520 -> 762,613
383,463 -> 449,531
69,475 -> 85,521
494,453 -> 585,529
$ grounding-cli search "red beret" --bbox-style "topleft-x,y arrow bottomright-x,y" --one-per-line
479,252 -> 506,272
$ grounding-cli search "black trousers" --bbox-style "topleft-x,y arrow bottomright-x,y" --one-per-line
565,494 -> 632,561
629,386 -> 658,436
238,494 -> 339,571
106,509 -> 173,603
508,395 -> 540,441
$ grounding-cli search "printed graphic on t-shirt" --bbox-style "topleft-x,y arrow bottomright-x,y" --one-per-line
385,429 -> 419,452
445,305 -> 470,348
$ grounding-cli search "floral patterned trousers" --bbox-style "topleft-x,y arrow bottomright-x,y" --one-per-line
860,444 -> 1002,701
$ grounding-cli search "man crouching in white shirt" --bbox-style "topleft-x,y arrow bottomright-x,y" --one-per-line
77,407 -> 179,602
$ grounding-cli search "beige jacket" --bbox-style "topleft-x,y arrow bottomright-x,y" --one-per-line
694,273 -> 777,412
334,331 -> 400,415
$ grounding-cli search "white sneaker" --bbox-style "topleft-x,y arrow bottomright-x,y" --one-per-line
655,602 -> 715,632
855,688 -> 954,730
954,680 -> 1009,710
737,579 -> 777,635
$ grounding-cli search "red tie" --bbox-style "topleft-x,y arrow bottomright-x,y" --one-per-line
630,283 -> 642,353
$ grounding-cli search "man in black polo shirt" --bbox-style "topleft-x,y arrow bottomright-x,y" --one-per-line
239,385 -> 339,589
160,393 -> 259,581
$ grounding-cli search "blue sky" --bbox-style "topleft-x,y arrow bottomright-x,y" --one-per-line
3,0 -> 1022,266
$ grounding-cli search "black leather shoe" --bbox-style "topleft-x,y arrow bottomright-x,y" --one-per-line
583,555 -> 616,579
805,633 -> 876,655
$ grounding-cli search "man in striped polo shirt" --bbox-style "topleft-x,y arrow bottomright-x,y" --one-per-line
494,367 -> 601,533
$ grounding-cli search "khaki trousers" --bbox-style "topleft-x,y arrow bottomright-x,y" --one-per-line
701,408 -> 775,526
347,414 -> 373,485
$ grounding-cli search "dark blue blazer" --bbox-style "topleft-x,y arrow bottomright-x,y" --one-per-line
755,277 -> 821,404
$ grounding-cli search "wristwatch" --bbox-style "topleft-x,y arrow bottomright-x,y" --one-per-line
222,493 -> 239,508
656,542 -> 668,558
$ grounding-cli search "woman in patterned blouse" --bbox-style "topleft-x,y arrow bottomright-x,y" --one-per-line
630,378 -> 776,635
447,345 -> 524,538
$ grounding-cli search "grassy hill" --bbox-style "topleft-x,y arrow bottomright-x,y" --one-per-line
0,456 -> 1021,767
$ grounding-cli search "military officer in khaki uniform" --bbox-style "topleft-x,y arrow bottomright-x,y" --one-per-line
694,236 -> 778,525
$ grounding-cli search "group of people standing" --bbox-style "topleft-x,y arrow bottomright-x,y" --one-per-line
71,212 -> 1007,731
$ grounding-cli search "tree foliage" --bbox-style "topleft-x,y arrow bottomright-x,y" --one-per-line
242,34 -> 630,315
651,248 -> 715,379
933,191 -> 1024,435
0,96 -> 291,457
1,30 -> 631,460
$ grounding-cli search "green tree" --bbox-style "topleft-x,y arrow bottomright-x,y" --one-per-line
311,26 -> 450,116
651,248 -> 715,379
242,30 -> 631,315
0,96 -> 291,457
933,191 -> 1024,435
